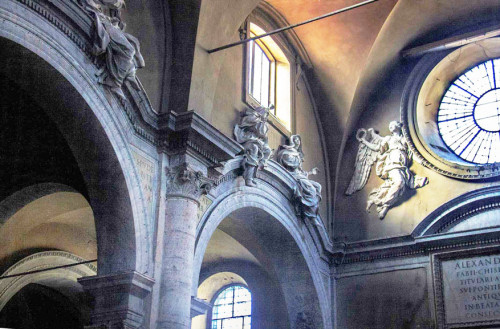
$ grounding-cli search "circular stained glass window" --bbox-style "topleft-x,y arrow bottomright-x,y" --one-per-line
438,59 -> 500,164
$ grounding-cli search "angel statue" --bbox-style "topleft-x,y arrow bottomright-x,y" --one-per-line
81,0 -> 145,100
345,121 -> 428,219
234,106 -> 273,187
276,135 -> 322,226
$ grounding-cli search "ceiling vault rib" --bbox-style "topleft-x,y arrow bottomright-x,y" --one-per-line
207,0 -> 380,54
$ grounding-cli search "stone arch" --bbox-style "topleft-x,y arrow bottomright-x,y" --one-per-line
0,183 -> 96,272
0,251 -> 97,311
194,164 -> 332,329
412,185 -> 500,237
0,1 -> 152,275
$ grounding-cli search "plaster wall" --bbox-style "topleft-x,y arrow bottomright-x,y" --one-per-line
120,0 -> 168,113
336,267 -> 433,329
335,55 -> 500,242
189,0 -> 329,223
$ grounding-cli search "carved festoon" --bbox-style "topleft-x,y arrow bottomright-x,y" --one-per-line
233,106 -> 273,187
345,121 -> 428,219
81,0 -> 145,99
276,135 -> 322,226
165,163 -> 213,201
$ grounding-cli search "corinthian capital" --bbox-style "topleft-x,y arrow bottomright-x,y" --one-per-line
165,163 -> 213,202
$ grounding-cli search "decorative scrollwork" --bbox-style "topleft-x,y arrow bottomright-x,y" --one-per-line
165,163 -> 213,202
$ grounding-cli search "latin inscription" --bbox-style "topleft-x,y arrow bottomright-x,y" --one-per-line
197,195 -> 212,223
131,149 -> 156,215
442,254 -> 500,325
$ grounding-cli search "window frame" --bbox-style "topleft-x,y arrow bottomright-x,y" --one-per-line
243,15 -> 296,135
436,58 -> 500,164
248,33 -> 275,109
401,38 -> 500,179
207,284 -> 252,329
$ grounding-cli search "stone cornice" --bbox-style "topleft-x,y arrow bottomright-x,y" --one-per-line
78,271 -> 154,296
332,228 -> 500,266
333,185 -> 500,266
161,111 -> 243,168
78,271 -> 155,329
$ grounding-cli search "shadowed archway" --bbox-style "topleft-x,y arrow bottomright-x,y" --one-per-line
0,2 -> 152,275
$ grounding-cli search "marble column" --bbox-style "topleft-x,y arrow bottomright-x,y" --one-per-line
156,163 -> 212,329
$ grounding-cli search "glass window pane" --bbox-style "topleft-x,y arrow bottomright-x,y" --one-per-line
261,51 -> 270,107
438,58 -> 500,164
234,301 -> 251,317
211,286 -> 252,329
251,44 -> 262,102
222,317 -> 243,329
243,316 -> 251,329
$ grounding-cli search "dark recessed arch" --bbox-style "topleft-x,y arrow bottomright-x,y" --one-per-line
0,4 -> 152,274
194,173 -> 332,329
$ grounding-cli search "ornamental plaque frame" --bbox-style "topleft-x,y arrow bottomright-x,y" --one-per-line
432,246 -> 500,329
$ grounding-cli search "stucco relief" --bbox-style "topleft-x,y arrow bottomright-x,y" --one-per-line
81,0 -> 145,99
276,135 -> 322,226
346,121 -> 428,219
233,106 -> 273,187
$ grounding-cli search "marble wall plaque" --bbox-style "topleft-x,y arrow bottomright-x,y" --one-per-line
435,250 -> 500,328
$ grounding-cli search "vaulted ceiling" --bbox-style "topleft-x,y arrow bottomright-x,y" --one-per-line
266,0 -> 500,135
267,0 -> 397,128
265,0 -> 500,197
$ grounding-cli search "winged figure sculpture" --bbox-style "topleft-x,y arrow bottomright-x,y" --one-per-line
345,121 -> 428,219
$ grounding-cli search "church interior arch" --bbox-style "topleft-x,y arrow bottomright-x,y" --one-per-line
194,188 -> 331,329
1,0 -> 500,328
0,34 -> 149,275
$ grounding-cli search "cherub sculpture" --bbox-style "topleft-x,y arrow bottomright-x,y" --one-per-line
81,0 -> 145,99
234,106 -> 273,187
276,135 -> 322,226
345,121 -> 428,219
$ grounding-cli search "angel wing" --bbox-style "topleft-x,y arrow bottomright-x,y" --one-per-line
345,128 -> 382,195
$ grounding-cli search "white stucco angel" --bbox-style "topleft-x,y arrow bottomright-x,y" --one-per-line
345,121 -> 428,219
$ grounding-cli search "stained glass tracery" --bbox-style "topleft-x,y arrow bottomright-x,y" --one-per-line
438,58 -> 500,164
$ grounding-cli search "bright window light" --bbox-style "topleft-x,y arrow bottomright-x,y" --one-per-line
247,23 -> 291,130
438,58 -> 500,164
211,285 -> 251,329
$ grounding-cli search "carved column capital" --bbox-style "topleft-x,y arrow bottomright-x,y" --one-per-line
165,163 -> 213,202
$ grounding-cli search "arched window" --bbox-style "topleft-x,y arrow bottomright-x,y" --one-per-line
211,285 -> 251,329
437,58 -> 500,164
401,38 -> 500,179
245,22 -> 291,131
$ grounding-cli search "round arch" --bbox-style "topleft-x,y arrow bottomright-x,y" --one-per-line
0,251 -> 97,311
194,170 -> 332,329
0,183 -> 79,226
0,1 -> 152,275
